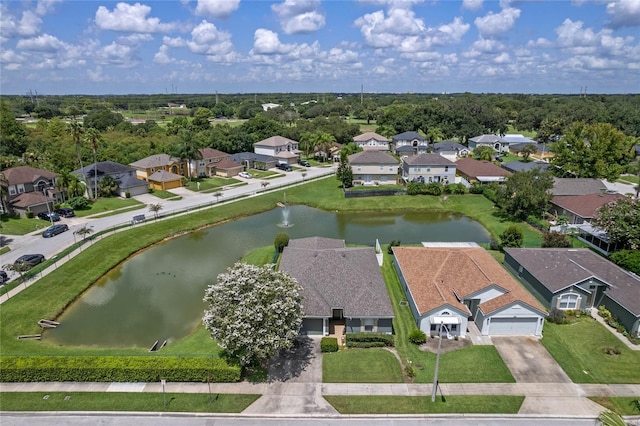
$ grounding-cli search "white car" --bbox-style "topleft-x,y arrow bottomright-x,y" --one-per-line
238,171 -> 253,179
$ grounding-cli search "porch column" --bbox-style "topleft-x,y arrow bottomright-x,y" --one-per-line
323,318 -> 328,336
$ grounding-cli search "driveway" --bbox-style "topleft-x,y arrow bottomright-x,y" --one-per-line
493,337 -> 571,383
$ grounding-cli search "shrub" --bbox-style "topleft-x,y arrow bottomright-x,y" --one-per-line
404,364 -> 416,378
25,211 -> 35,219
542,231 -> 572,248
320,337 -> 339,353
547,308 -> 566,324
610,250 -> 640,275
445,183 -> 467,195
598,305 -> 612,321
274,232 -> 290,253
388,240 -> 401,254
408,329 -> 427,345
499,225 -> 524,248
53,203 -> 61,211
346,332 -> 394,347
67,196 -> 90,210
469,184 -> 484,194
425,182 -> 444,196
148,188 -> 154,193
125,191 -> 131,199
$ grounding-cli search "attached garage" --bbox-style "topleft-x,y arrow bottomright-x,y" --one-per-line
487,317 -> 540,335
300,318 -> 324,336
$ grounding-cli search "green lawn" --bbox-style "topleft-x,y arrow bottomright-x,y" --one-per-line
90,205 -> 146,218
541,318 -> 640,383
0,214 -> 50,235
149,189 -> 181,200
323,349 -> 404,383
184,177 -> 238,192
0,392 -> 259,413
73,197 -> 143,218
618,175 -> 639,185
248,169 -> 281,179
325,395 -> 524,414
589,397 -> 640,415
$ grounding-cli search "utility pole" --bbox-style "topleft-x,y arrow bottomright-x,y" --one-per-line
431,321 -> 444,402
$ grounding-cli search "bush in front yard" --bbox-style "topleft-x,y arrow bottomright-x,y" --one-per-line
25,211 -> 34,219
346,332 -> 394,348
321,337 -> 339,352
547,308 -> 566,324
408,329 -> 427,345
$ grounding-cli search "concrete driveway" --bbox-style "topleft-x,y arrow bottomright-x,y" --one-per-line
493,337 -> 571,383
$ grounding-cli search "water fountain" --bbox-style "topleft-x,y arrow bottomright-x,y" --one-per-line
280,193 -> 292,228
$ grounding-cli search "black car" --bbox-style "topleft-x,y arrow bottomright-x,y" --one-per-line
37,211 -> 61,222
298,160 -> 311,167
276,163 -> 292,172
43,224 -> 69,238
0,270 -> 8,285
14,254 -> 45,269
55,207 -> 75,218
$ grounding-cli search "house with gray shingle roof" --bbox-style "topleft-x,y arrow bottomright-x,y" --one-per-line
73,161 -> 149,198
401,153 -> 456,184
279,237 -> 395,337
391,131 -> 428,155
501,160 -> 551,174
504,248 -> 640,337
348,151 -> 399,185
393,244 -> 546,337
551,178 -> 607,196
432,141 -> 470,161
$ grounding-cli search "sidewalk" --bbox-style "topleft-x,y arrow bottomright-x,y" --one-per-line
590,309 -> 640,351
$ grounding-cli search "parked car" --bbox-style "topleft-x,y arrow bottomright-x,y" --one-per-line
42,224 -> 69,238
37,211 -> 60,222
0,270 -> 8,285
14,254 -> 45,269
55,207 -> 75,218
238,171 -> 253,179
276,163 -> 292,172
298,160 -> 311,167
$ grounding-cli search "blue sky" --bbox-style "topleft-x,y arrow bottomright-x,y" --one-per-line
1,0 -> 639,95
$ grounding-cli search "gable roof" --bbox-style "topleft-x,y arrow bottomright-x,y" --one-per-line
403,153 -> 455,166
456,158 -> 511,179
432,141 -> 468,152
504,248 -> 640,316
254,136 -> 298,147
210,157 -> 242,170
147,170 -> 183,182
501,134 -> 536,144
353,132 -> 389,142
73,161 -> 136,178
230,152 -> 276,163
349,150 -> 399,165
10,191 -> 52,208
4,166 -> 56,185
470,134 -> 503,143
393,246 -> 545,316
501,161 -> 551,173
392,131 -> 425,142
279,238 -> 394,318
551,178 -> 607,196
550,193 -> 627,219
130,154 -> 180,169
199,148 -> 229,159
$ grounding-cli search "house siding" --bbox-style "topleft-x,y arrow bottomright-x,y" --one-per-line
346,318 -> 361,332
377,318 -> 393,334
504,252 -> 555,305
602,295 -> 640,337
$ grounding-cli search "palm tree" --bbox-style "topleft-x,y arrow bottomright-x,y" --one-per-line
148,203 -> 163,220
0,171 -> 10,215
260,181 -> 270,191
171,129 -> 201,180
68,119 -> 84,170
55,170 -> 76,201
425,127 -> 444,146
84,127 -> 102,199
315,132 -> 337,162
213,191 -> 223,203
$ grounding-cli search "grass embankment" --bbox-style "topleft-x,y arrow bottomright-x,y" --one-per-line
323,349 -> 404,383
148,189 -> 181,200
541,318 -> 640,384
73,197 -> 143,218
325,395 -> 524,414
184,177 -> 239,192
589,397 -> 640,415
0,392 -> 259,413
0,214 -> 50,235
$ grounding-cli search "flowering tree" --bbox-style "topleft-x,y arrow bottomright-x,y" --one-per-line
591,198 -> 640,250
203,262 -> 303,367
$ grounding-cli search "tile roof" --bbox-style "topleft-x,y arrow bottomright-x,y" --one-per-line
551,178 -> 607,196
504,248 -> 640,315
130,154 -> 180,169
551,193 -> 627,219
349,150 -> 399,165
391,131 -> 426,141
353,132 -> 389,142
280,238 -> 395,318
403,153 -> 455,166
4,166 -> 56,185
254,136 -> 298,147
393,246 -> 545,316
455,158 -> 511,178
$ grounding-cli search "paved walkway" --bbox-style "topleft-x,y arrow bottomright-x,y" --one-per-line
590,309 -> 640,351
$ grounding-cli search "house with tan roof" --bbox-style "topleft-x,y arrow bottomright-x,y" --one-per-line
548,193 -> 627,225
349,151 -> 399,185
191,148 -> 243,178
456,158 -> 511,184
130,154 -> 187,190
253,136 -> 300,164
279,237 -> 395,339
353,132 -> 389,151
393,244 -> 546,337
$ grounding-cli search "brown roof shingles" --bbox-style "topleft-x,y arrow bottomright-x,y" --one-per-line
4,166 -> 56,185
550,193 -> 626,219
455,158 -> 511,179
394,247 -> 544,316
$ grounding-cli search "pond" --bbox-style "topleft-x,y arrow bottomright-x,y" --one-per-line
45,205 -> 490,348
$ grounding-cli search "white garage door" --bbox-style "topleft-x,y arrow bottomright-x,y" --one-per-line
488,317 -> 539,335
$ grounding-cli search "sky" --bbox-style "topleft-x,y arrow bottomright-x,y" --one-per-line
1,0 -> 639,95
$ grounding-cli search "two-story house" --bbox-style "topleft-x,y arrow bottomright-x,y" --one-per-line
253,136 -> 300,165
431,141 -> 470,161
3,166 -> 61,217
129,154 -> 187,190
353,132 -> 389,151
349,151 -> 399,185
401,154 -> 456,184
391,131 -> 428,155
191,148 -> 243,178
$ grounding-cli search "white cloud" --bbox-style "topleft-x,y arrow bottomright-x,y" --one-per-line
95,3 -> 179,33
462,0 -> 483,11
0,7 -> 43,40
88,66 -> 108,82
493,52 -> 510,64
272,0 -> 326,34
252,29 -> 295,54
606,0 -> 640,29
36,0 -> 62,16
154,45 -> 173,64
195,0 -> 241,19
16,34 -> 68,52
187,20 -> 234,56
117,34 -> 154,47
474,6 -> 520,38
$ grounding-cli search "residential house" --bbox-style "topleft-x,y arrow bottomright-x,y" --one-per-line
279,237 -> 395,338
509,142 -> 554,162
504,248 -> 640,337
253,136 -> 300,165
353,132 -> 389,151
3,166 -> 61,217
551,178 -> 607,196
501,160 -> 551,174
456,158 -> 511,184
349,151 -> 400,185
192,148 -> 243,178
469,134 -> 535,153
73,161 -> 149,198
548,193 -> 626,225
392,131 -> 428,155
432,141 -> 470,161
393,244 -> 546,337
230,152 -> 278,171
129,154 -> 187,190
401,153 -> 456,184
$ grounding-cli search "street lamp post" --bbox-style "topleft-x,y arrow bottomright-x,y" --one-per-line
431,321 -> 444,402
42,187 -> 54,226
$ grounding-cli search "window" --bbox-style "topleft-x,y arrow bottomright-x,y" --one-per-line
9,187 -> 16,195
445,166 -> 449,172
364,318 -> 374,332
558,294 -> 579,310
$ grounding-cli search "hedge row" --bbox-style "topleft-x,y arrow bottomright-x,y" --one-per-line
320,337 -> 339,352
0,356 -> 241,383
345,332 -> 394,347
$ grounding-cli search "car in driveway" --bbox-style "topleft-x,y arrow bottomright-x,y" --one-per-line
238,171 -> 253,179
276,163 -> 293,172
298,160 -> 311,167
14,254 -> 45,269
0,270 -> 8,285
42,224 -> 69,238
55,207 -> 75,218
37,211 -> 60,222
